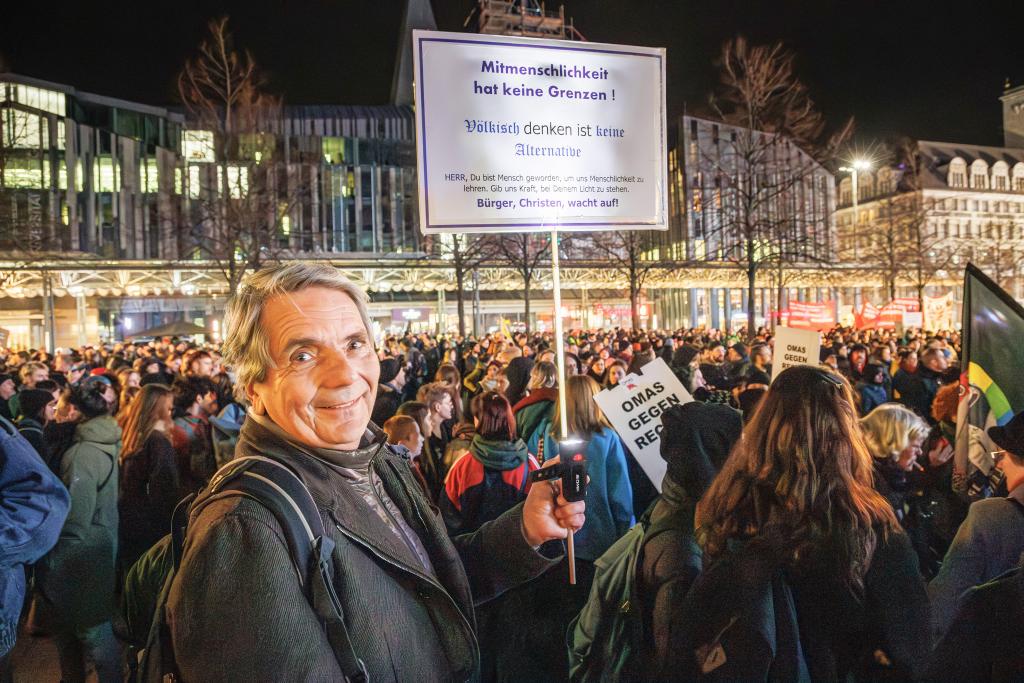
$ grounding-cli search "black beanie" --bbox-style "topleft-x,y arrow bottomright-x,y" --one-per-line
19,388 -> 54,421
379,358 -> 401,385
660,402 -> 743,497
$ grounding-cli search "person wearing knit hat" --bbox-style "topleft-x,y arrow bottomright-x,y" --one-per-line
370,358 -> 406,427
638,401 -> 743,674
17,388 -> 57,461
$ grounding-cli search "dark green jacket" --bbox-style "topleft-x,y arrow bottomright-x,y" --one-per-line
513,388 -> 558,446
36,415 -> 121,629
166,416 -> 561,682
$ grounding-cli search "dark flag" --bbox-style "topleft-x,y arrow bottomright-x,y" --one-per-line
954,263 -> 1024,490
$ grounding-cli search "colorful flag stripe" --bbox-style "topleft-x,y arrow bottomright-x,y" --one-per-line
968,361 -> 1014,426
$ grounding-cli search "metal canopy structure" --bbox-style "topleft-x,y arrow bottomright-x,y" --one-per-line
0,255 -> 948,300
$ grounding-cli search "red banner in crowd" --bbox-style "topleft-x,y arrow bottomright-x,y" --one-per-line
777,301 -> 836,331
855,298 -> 920,329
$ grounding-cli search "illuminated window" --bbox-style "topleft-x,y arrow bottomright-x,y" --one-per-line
94,156 -> 119,192
322,137 -> 346,164
74,160 -> 84,192
2,157 -> 44,188
0,83 -> 66,116
141,158 -> 159,193
281,213 -> 291,235
174,168 -> 184,195
225,165 -> 248,198
183,130 -> 215,163
188,165 -> 201,199
970,159 -> 989,189
2,109 -> 42,148
57,160 -> 68,190
948,158 -> 967,188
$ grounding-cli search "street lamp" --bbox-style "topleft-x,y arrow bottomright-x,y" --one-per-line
839,159 -> 872,260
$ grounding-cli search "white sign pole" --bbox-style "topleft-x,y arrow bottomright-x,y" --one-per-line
549,226 -> 577,584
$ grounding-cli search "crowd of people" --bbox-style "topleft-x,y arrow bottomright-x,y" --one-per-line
0,261 -> 1020,682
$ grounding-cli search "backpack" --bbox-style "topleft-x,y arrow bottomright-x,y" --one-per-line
125,455 -> 368,683
566,511 -> 652,683
677,538 -> 811,683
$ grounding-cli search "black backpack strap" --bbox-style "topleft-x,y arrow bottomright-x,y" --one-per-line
185,456 -> 368,683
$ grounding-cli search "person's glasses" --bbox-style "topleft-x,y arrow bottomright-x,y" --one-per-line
991,450 -> 1009,466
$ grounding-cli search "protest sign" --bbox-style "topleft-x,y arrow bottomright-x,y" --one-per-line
902,311 -> 924,328
771,326 -> 822,382
593,357 -> 691,491
412,30 -> 667,233
781,301 -> 836,331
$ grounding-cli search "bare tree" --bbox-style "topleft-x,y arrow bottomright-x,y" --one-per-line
892,143 -> 960,314
703,37 -> 851,337
492,233 -> 554,334
440,233 -> 498,338
178,17 -> 298,295
584,230 -> 659,330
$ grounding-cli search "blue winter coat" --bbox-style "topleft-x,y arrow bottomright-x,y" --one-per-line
540,426 -> 635,561
0,415 -> 69,656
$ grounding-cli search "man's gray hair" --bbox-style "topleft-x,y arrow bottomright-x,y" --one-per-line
221,262 -> 373,388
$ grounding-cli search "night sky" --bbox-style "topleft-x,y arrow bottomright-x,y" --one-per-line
1,0 -> 1020,147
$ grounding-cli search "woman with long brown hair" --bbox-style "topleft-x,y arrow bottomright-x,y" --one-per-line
117,383 -> 181,570
680,365 -> 929,682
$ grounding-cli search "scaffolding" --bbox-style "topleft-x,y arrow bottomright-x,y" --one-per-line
466,1 -> 586,41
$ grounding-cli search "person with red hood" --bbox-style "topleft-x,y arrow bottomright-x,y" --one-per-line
512,360 -> 558,451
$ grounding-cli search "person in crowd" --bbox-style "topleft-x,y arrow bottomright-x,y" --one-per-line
395,400 -> 444,498
673,366 -> 929,682
0,374 -> 15,421
846,343 -> 869,384
433,362 -> 465,424
586,356 -> 606,385
538,375 -> 634,561
512,360 -> 558,448
418,381 -> 455,469
370,357 -> 405,426
382,414 -> 430,500
670,344 -> 701,390
117,383 -> 180,571
925,553 -> 1024,682
171,375 -> 219,492
745,342 -> 772,386
165,262 -> 582,680
441,392 -> 538,535
0,414 -> 69,673
929,409 -> 1024,643
626,344 -> 655,375
9,361 -> 49,418
856,362 -> 889,415
35,380 -> 122,683
638,401 -> 743,677
15,388 -> 56,463
183,349 -> 213,378
603,358 -> 628,389
724,342 -> 750,388
503,355 -> 535,407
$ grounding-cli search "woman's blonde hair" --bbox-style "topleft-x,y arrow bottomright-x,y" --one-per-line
860,403 -> 930,463
551,375 -> 611,438
528,360 -> 558,390
697,365 -> 898,590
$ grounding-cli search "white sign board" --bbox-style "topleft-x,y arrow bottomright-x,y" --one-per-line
771,326 -> 822,382
412,30 -> 667,233
593,357 -> 692,492
902,311 -> 924,328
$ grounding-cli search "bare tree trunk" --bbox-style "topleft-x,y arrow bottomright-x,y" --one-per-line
455,263 -> 467,339
630,279 -> 641,331
523,273 -> 532,335
746,240 -> 757,339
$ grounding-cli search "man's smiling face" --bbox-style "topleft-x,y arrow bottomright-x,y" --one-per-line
249,286 -> 379,450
